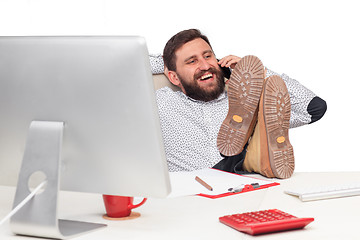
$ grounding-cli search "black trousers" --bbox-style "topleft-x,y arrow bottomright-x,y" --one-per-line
212,143 -> 249,174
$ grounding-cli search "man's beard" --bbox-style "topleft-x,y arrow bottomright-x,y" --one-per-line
178,67 -> 225,102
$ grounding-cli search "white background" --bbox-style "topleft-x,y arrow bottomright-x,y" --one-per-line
1,0 -> 359,172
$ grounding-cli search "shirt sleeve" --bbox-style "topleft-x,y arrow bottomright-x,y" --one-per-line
265,68 -> 316,128
149,54 -> 165,74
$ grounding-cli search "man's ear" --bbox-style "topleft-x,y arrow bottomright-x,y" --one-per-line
167,70 -> 181,87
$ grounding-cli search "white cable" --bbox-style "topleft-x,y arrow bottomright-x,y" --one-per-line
0,180 -> 47,226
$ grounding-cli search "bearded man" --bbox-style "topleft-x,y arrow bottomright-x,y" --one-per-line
155,29 -> 326,179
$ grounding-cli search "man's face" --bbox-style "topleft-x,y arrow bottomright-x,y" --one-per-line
173,38 -> 224,102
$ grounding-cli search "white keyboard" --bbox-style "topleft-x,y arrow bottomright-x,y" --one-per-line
284,182 -> 360,201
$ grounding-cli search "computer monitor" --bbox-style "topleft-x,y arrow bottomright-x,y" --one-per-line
0,36 -> 171,239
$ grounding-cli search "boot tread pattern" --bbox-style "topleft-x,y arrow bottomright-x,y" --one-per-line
263,75 -> 294,179
273,147 -> 295,179
217,55 -> 264,156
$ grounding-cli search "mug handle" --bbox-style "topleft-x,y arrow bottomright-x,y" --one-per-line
129,198 -> 147,209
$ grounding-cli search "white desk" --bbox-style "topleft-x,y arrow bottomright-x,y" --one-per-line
1,172 -> 360,240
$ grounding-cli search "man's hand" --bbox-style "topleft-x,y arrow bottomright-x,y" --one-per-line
218,55 -> 241,69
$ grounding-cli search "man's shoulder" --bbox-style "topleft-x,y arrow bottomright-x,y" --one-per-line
156,87 -> 184,105
156,86 -> 181,97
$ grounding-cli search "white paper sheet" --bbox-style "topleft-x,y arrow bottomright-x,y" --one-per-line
168,168 -> 278,198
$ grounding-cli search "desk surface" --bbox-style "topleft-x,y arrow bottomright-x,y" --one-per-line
1,172 -> 360,240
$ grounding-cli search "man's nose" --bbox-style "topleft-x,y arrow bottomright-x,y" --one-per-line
198,58 -> 211,70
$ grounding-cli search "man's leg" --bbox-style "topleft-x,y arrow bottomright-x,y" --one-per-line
217,55 -> 264,156
243,75 -> 294,179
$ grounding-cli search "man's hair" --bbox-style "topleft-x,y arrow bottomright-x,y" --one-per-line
163,29 -> 212,71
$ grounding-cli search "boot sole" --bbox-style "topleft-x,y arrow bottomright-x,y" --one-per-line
217,55 -> 264,156
262,75 -> 294,179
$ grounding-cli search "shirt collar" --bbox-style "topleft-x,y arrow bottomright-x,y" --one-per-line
180,90 -> 227,104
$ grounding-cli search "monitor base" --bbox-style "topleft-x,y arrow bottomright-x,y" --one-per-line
10,121 -> 106,239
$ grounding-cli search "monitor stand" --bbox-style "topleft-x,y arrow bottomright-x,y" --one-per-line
10,121 -> 106,239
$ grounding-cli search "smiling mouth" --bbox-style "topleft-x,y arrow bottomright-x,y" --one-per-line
199,73 -> 213,81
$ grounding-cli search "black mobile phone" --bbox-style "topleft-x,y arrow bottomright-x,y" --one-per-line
217,59 -> 231,79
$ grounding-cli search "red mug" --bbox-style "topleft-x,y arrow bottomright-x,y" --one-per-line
102,195 -> 147,218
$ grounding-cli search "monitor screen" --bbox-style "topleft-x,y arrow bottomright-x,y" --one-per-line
0,36 -> 171,198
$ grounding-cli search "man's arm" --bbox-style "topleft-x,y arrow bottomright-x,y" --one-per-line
265,68 -> 327,128
149,54 -> 327,128
149,54 -> 165,74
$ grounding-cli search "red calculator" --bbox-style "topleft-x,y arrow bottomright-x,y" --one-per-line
219,209 -> 314,235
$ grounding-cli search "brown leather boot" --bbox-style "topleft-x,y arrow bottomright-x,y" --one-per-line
242,123 -> 264,175
217,55 -> 265,156
243,75 -> 294,179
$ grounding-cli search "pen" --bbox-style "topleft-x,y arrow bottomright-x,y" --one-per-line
228,184 -> 245,193
195,176 -> 213,191
228,183 -> 260,193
